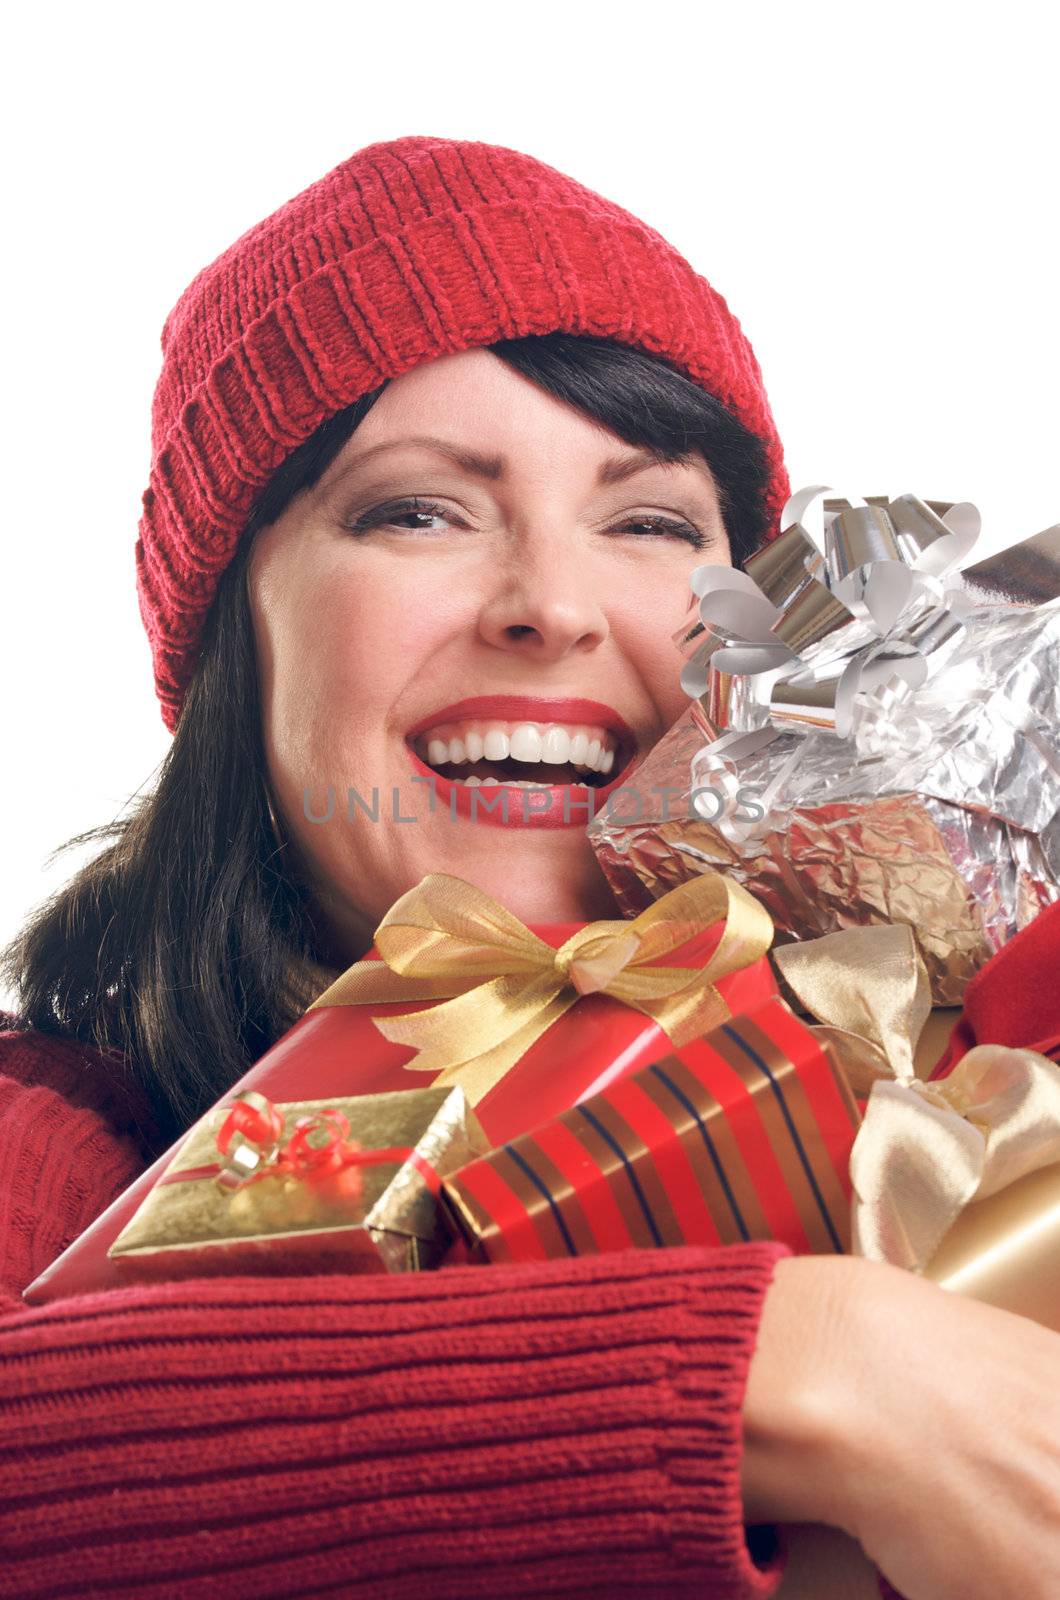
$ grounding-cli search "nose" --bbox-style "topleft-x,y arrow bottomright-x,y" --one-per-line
476,529 -> 610,661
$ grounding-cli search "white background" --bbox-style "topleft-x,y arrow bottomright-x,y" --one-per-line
3,1 -> 1057,1008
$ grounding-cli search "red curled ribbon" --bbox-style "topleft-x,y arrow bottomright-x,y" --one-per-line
158,1092 -> 444,1201
219,1093 -> 366,1195
217,1093 -> 285,1157
282,1107 -> 357,1176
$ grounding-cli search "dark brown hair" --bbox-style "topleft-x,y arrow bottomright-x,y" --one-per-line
1,333 -> 775,1150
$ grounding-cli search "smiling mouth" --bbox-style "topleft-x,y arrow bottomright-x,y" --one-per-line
406,732 -> 640,790
416,748 -> 627,787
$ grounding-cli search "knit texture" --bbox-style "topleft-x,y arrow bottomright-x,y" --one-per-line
136,134 -> 791,734
0,1025 -> 792,1599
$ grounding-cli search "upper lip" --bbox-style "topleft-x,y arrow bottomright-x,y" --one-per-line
405,696 -> 638,744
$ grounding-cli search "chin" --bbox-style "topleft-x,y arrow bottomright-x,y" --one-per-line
451,848 -> 621,927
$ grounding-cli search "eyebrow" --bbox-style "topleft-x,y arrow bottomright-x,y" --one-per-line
324,433 -> 701,489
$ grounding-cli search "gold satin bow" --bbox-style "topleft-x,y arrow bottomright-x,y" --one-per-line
307,871 -> 774,1107
774,925 -> 1060,1273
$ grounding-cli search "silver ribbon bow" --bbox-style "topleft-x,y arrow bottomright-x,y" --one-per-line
681,487 -> 983,757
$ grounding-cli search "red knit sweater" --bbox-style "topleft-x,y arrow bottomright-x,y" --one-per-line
0,1023 -> 794,1599
10,895 -> 1057,1595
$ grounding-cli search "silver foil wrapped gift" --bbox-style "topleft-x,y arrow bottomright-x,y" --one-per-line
588,489 -> 1060,1003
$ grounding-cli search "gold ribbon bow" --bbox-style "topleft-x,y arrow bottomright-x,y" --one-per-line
774,925 -> 1060,1273
307,871 -> 774,1107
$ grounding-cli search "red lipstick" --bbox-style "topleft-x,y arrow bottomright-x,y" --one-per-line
403,695 -> 641,831
404,744 -> 640,829
405,695 -> 636,742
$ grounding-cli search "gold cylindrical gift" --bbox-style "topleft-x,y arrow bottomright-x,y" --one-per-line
924,1161 -> 1060,1327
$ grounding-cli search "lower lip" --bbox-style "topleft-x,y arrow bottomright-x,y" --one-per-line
404,744 -> 638,829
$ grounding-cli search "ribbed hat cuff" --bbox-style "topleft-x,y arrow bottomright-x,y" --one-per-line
137,200 -> 788,732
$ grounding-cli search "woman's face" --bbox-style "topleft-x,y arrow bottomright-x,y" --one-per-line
247,347 -> 732,961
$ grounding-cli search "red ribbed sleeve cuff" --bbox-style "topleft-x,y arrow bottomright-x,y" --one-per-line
0,1244 -> 790,1598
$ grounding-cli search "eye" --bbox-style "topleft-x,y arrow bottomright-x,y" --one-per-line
346,497 -> 459,534
344,498 -> 711,549
613,513 -> 709,549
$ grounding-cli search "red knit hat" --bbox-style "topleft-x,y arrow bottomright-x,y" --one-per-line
136,134 -> 790,733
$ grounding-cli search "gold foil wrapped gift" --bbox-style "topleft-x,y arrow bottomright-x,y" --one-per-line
774,923 -> 1060,1331
589,490 -> 1060,1003
108,1085 -> 490,1276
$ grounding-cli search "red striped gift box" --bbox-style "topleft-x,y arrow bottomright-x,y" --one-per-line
441,998 -> 861,1263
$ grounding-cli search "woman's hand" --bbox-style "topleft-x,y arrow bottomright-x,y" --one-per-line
741,1253 -> 1060,1600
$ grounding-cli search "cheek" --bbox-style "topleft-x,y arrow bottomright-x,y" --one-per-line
648,638 -> 697,729
262,562 -> 431,769
611,571 -> 700,721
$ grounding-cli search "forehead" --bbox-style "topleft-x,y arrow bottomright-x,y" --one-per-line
327,348 -> 718,490
360,347 -> 600,449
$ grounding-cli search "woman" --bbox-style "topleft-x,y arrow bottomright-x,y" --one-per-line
1,135 -> 1057,1600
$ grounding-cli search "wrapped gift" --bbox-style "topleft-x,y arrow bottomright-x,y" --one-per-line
588,490 -> 1060,1003
441,997 -> 860,1263
774,922 -> 1060,1332
107,1086 -> 488,1279
923,1160 -> 1060,1326
25,869 -> 778,1303
439,919 -> 1060,1333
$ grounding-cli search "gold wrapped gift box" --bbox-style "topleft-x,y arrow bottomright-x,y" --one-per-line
109,1086 -> 490,1276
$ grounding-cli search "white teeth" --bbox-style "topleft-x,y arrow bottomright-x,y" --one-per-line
541,726 -> 572,764
415,718 -> 624,775
509,723 -> 543,762
452,776 -> 584,789
455,773 -> 549,789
